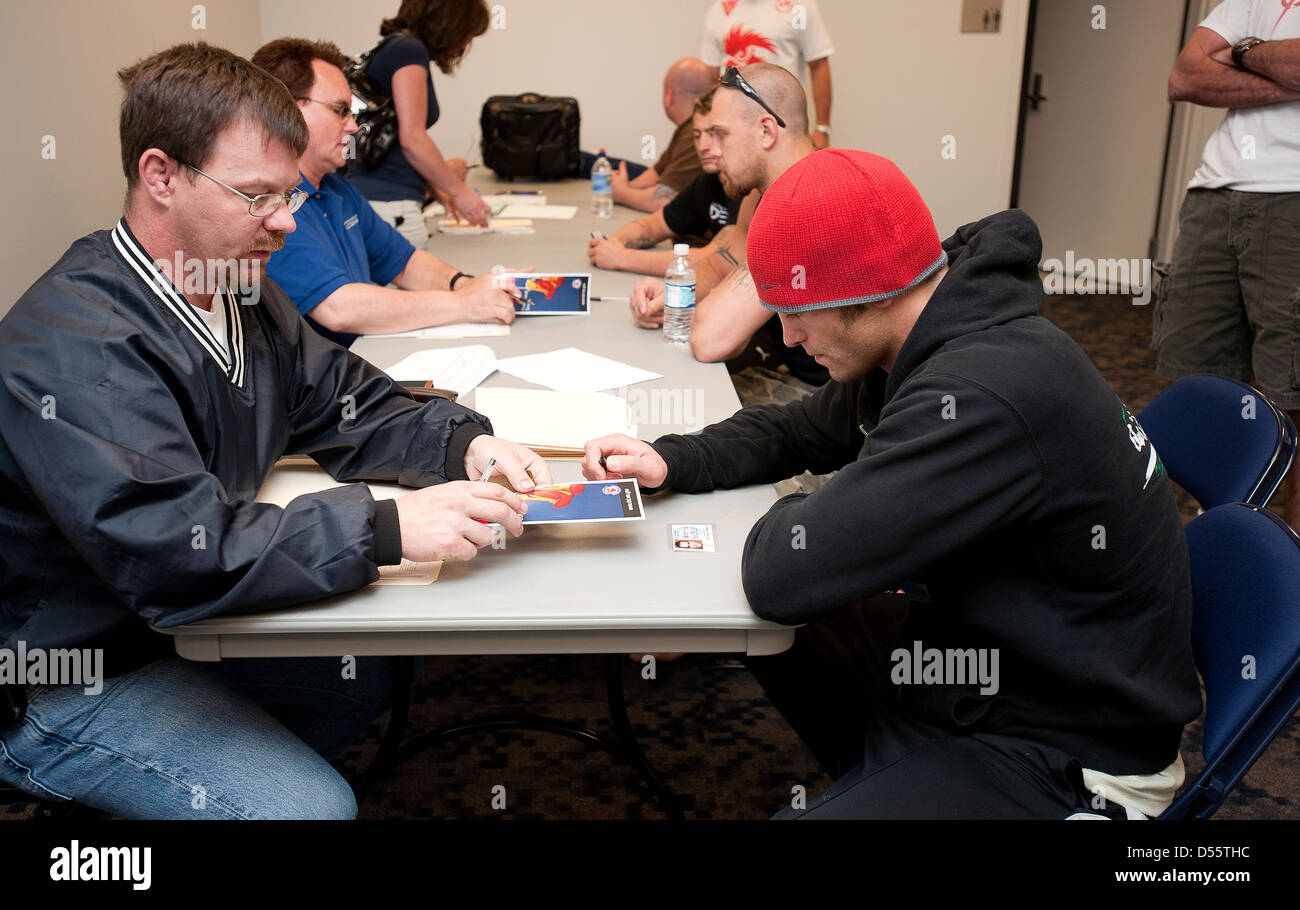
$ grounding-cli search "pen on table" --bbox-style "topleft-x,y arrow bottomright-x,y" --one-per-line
591,296 -> 629,303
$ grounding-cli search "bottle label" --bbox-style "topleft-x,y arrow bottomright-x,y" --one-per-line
592,173 -> 611,194
664,283 -> 695,310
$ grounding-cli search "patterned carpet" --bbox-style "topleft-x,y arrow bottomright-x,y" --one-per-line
3,292 -> 1296,821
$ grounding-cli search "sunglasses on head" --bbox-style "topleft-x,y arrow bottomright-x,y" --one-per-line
720,66 -> 786,128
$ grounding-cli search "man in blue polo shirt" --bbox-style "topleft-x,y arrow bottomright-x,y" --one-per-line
254,38 -> 515,346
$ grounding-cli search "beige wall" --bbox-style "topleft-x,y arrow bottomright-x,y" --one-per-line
259,0 -> 1030,236
0,0 -> 262,315
1,0 -> 1030,314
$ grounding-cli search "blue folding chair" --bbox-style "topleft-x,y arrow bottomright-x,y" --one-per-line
1160,503 -> 1300,819
1138,376 -> 1297,510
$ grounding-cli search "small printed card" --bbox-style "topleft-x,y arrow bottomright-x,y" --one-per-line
499,272 -> 591,315
669,523 -> 715,552
519,478 -> 644,524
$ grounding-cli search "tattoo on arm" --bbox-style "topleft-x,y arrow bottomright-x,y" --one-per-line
726,267 -> 754,292
652,183 -> 678,201
625,237 -> 655,250
716,243 -> 740,269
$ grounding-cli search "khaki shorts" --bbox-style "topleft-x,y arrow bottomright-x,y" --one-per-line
367,198 -> 430,250
1153,187 -> 1300,410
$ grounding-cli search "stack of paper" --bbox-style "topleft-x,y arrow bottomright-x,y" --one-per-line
473,388 -> 636,457
437,218 -> 534,235
381,344 -> 497,399
257,468 -> 440,585
422,199 -> 509,218
497,204 -> 577,220
495,348 -> 662,393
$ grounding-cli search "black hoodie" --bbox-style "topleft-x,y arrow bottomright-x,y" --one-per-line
651,210 -> 1201,774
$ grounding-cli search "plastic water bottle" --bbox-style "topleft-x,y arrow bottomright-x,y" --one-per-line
591,149 -> 613,218
662,244 -> 695,343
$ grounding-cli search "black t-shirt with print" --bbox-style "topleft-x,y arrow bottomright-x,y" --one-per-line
662,173 -> 739,241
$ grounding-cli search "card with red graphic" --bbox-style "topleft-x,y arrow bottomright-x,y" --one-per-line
498,272 -> 590,315
517,478 -> 644,524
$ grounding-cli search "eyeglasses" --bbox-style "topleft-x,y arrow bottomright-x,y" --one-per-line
297,97 -> 356,122
180,161 -> 307,217
719,66 -> 786,129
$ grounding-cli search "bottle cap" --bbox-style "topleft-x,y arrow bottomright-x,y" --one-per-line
673,243 -> 689,256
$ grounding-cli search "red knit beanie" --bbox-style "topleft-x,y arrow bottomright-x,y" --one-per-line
747,149 -> 946,312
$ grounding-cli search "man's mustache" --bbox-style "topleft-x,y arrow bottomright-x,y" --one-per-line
244,234 -> 285,255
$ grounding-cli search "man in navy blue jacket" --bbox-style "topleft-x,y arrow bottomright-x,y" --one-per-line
584,149 -> 1201,818
0,43 -> 546,819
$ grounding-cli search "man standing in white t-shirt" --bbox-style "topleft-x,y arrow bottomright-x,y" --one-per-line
700,0 -> 834,149
1158,0 -> 1300,530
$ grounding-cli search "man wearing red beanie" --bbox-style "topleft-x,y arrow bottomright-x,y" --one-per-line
583,149 -> 1201,818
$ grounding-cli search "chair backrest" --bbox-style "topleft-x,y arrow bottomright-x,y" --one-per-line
1161,503 -> 1300,819
1137,376 -> 1296,510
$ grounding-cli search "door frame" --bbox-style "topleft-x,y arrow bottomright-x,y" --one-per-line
1009,0 -> 1192,263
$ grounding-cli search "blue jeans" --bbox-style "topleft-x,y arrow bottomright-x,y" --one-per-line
0,655 -> 397,819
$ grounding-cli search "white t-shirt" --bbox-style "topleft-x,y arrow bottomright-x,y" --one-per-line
700,0 -> 835,90
189,293 -> 230,363
1190,0 -> 1300,191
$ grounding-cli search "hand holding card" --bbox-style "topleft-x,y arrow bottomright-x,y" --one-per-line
581,434 -> 668,490
493,271 -> 591,315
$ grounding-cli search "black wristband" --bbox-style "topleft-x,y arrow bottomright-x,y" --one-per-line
372,498 -> 403,567
450,271 -> 472,290
1232,37 -> 1265,71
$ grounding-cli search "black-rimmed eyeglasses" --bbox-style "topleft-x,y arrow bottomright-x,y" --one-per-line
180,161 -> 307,217
720,66 -> 786,128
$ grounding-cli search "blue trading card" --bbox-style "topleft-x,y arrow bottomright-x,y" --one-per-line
519,479 -> 644,524
500,272 -> 591,315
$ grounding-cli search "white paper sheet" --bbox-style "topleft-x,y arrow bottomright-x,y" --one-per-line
473,388 -> 636,450
494,348 -> 662,392
381,345 -> 497,399
365,323 -> 511,340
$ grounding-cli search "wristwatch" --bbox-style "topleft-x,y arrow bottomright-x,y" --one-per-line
1232,37 -> 1265,71
815,124 -> 831,136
